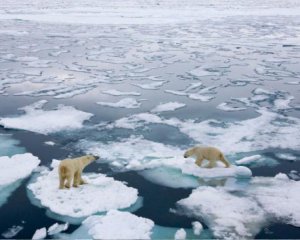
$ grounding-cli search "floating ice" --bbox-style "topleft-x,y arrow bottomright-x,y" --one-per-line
275,153 -> 298,161
0,153 -> 40,186
1,225 -> 23,238
165,83 -> 217,102
132,81 -> 167,90
181,164 -> 252,179
174,228 -> 186,240
81,210 -> 154,239
96,98 -> 141,109
27,160 -> 139,219
192,221 -> 203,235
47,223 -> 69,236
102,89 -> 141,96
247,177 -> 300,227
177,186 -> 266,240
0,100 -> 93,134
14,84 -> 95,99
177,176 -> 300,239
235,155 -> 278,167
32,227 -> 46,240
44,141 -> 55,146
217,103 -> 246,112
189,67 -> 220,77
151,102 -> 186,113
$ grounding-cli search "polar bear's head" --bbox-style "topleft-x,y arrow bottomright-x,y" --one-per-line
183,147 -> 196,158
81,154 -> 99,165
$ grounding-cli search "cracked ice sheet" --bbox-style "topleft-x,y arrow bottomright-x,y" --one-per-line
78,136 -> 251,189
0,100 -> 93,135
176,175 -> 300,239
107,108 -> 300,154
0,153 -> 40,208
27,160 -> 139,221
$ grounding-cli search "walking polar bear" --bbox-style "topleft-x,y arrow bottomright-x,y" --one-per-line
184,146 -> 230,168
58,155 -> 98,189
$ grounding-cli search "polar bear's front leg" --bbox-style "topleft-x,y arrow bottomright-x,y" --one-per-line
79,172 -> 87,185
195,157 -> 204,167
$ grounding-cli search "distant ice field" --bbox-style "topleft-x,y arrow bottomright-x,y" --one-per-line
0,0 -> 300,239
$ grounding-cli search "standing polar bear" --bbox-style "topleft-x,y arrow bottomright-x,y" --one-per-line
184,146 -> 230,168
58,155 -> 98,189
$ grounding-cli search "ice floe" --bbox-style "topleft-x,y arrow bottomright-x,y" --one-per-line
235,154 -> 278,167
192,221 -> 203,235
48,223 -> 69,236
96,98 -> 141,109
1,225 -> 23,238
217,103 -> 246,112
151,102 -> 186,113
275,153 -> 298,161
27,160 -> 139,220
102,89 -> 141,96
79,210 -> 154,239
32,227 -> 47,240
0,100 -> 93,134
177,176 -> 300,239
174,228 -> 186,240
132,81 -> 167,90
0,153 -> 40,186
177,186 -> 266,240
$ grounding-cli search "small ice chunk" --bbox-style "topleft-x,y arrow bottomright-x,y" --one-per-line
174,228 -> 186,240
1,225 -> 23,238
192,221 -> 203,235
132,81 -> 167,90
0,101 -> 93,134
44,141 -> 55,146
97,98 -> 141,109
102,89 -> 141,96
0,153 -> 40,186
274,173 -> 289,180
32,227 -> 46,240
47,223 -> 69,235
151,102 -> 186,113
236,155 -> 262,165
217,102 -> 246,112
83,210 -> 154,239
275,153 -> 297,161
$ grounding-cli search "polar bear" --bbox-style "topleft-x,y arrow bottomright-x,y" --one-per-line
184,146 -> 230,168
58,155 -> 98,189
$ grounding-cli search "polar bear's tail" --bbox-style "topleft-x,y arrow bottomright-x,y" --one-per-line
220,153 -> 231,168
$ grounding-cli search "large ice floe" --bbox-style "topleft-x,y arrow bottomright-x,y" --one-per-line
176,174 -> 300,239
61,210 -> 212,239
0,153 -> 40,207
79,136 -> 252,189
0,100 -> 93,134
27,160 -> 139,222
